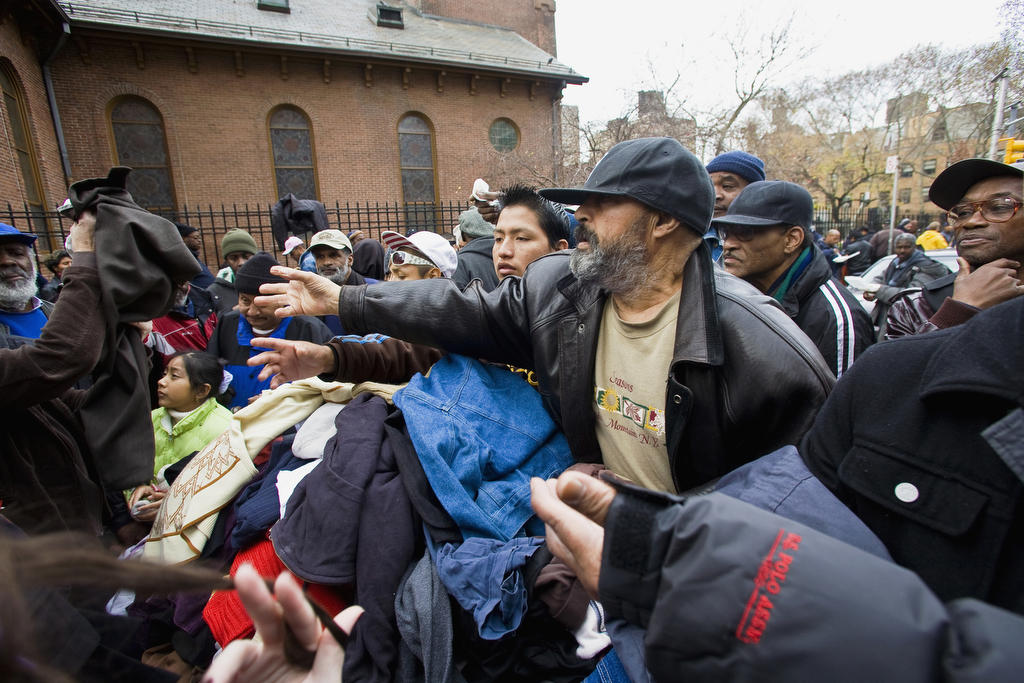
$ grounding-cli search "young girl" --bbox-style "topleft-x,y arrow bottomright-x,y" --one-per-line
129,351 -> 232,522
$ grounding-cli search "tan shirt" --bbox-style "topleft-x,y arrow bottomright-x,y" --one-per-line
593,290 -> 680,493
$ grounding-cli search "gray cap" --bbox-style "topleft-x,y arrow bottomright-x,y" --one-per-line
458,208 -> 493,238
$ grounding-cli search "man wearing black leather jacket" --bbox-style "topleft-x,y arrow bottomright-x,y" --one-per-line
257,138 -> 834,493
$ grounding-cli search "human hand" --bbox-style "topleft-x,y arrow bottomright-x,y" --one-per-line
132,489 -> 166,523
202,564 -> 363,683
951,257 -> 1024,309
249,338 -> 336,387
129,485 -> 154,509
69,210 -> 96,252
474,190 -> 503,225
530,471 -> 617,597
255,267 -> 341,319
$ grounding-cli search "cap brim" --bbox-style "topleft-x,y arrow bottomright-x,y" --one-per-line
710,214 -> 787,227
0,234 -> 37,246
538,187 -> 630,206
929,159 -> 1024,210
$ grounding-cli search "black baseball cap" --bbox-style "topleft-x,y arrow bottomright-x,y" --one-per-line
710,181 -> 813,230
928,159 -> 1024,210
539,137 -> 714,235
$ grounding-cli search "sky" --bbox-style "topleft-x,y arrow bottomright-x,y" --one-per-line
555,0 -> 1008,125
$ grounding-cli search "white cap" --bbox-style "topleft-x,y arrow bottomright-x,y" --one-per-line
381,230 -> 458,278
471,178 -> 490,202
282,235 -> 304,255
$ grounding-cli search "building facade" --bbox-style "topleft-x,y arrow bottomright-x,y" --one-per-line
2,0 -> 585,259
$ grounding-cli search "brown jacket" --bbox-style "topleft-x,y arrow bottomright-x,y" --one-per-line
321,334 -> 443,385
0,254 -> 107,534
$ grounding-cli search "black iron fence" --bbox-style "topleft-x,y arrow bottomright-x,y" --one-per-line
3,200 -> 468,273
813,204 -> 945,239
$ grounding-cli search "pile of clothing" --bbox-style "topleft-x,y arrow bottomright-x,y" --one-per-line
125,355 -> 610,682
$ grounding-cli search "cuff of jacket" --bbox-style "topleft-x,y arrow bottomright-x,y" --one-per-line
930,297 -> 979,330
599,480 -> 682,629
317,340 -> 342,382
65,251 -> 98,272
337,284 -> 367,334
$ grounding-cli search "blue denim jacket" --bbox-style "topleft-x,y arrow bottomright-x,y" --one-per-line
394,354 -> 574,541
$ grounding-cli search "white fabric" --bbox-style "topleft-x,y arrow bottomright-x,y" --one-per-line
292,402 -> 345,459
276,459 -> 322,518
574,600 -> 611,660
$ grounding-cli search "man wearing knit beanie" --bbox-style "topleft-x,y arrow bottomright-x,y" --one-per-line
209,229 -> 259,315
208,252 -> 332,408
704,151 -> 766,261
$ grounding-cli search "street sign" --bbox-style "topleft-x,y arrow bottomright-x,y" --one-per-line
885,155 -> 899,174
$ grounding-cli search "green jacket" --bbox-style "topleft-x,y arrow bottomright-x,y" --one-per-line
151,398 -> 232,479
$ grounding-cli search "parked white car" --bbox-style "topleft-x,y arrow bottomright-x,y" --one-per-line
844,248 -> 960,316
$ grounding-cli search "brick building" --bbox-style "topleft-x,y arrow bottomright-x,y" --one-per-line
2,0 -> 585,260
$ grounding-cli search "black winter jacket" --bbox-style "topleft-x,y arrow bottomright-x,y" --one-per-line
338,247 -> 834,491
600,485 -> 1024,682
778,245 -> 874,378
452,236 -> 499,292
802,296 -> 1024,611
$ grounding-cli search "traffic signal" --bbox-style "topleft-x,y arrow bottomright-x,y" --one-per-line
1005,137 -> 1024,164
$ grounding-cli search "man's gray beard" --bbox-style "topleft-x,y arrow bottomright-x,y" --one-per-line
320,266 -> 349,286
569,225 -> 650,296
0,261 -> 39,311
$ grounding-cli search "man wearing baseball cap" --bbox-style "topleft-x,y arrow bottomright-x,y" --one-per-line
713,181 -> 873,377
256,138 -> 832,494
886,158 -> 1024,338
381,230 -> 458,281
0,223 -> 52,340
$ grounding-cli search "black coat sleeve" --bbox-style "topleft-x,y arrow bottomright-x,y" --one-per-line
599,488 -> 1024,683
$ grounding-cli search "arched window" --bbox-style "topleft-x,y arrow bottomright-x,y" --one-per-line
397,113 -> 438,230
109,96 -> 176,211
0,63 -> 46,222
489,118 -> 519,152
269,105 -> 318,200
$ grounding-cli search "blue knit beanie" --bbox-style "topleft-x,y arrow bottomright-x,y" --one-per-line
705,151 -> 766,184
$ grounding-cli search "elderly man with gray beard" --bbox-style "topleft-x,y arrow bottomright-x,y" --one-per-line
0,224 -> 54,340
256,138 -> 833,494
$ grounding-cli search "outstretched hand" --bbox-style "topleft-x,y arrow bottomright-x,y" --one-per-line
255,267 -> 342,319
249,338 -> 336,387
530,472 -> 617,597
202,564 -> 363,683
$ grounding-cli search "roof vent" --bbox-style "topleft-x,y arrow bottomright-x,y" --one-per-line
376,3 -> 404,28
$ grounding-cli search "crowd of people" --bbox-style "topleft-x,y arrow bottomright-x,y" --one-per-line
1,143 -> 1023,682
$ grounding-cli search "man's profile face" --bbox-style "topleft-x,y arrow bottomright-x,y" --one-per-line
570,195 -> 653,293
493,206 -> 561,279
225,251 -> 252,274
312,246 -> 353,285
711,172 -> 750,218
953,176 -> 1024,269
721,225 -> 802,292
54,256 -> 72,278
183,231 -> 202,252
0,241 -> 38,312
825,230 -> 841,247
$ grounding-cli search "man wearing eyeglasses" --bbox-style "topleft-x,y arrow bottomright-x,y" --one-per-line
885,158 -> 1024,339
713,181 -> 874,377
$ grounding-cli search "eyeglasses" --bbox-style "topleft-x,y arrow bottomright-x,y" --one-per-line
947,197 -> 1022,226
389,250 -> 434,268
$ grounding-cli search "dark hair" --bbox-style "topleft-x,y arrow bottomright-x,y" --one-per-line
500,183 -> 574,248
44,250 -> 70,275
169,351 -> 223,401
